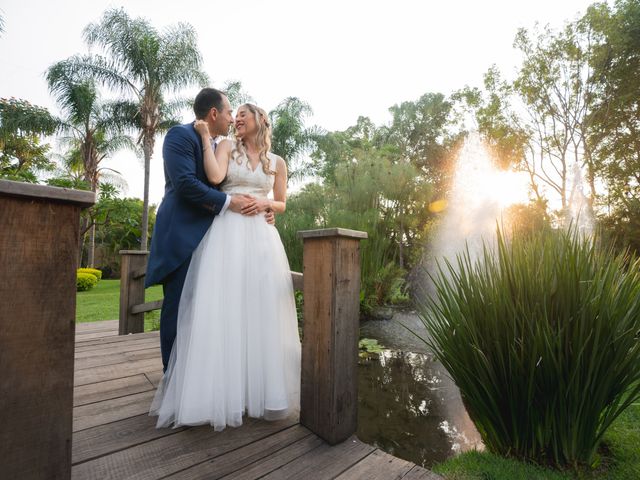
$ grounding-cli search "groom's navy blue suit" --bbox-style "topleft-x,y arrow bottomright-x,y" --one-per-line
145,123 -> 228,371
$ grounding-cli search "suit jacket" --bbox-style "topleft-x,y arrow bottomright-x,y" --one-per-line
145,123 -> 227,287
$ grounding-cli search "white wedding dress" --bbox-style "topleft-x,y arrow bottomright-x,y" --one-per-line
150,147 -> 301,431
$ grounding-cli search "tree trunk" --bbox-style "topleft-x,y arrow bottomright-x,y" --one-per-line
78,217 -> 88,267
398,213 -> 404,269
87,222 -> 96,268
140,134 -> 153,250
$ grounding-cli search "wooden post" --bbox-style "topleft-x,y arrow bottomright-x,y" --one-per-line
0,180 -> 94,480
298,227 -> 367,445
119,250 -> 149,335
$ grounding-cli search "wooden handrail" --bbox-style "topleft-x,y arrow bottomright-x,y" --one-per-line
130,300 -> 164,315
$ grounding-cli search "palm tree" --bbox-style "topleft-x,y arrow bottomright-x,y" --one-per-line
46,69 -> 135,266
51,8 -> 208,249
269,97 -> 319,181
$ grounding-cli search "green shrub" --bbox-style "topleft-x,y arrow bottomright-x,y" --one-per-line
414,227 -> 640,468
77,272 -> 98,292
78,268 -> 102,280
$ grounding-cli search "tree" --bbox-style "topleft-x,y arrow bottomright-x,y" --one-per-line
0,98 -> 59,182
222,80 -> 254,109
381,92 -> 459,192
269,97 -> 318,181
53,8 -> 208,249
584,0 -> 640,249
513,22 -> 598,216
93,194 -> 157,276
46,70 -> 136,266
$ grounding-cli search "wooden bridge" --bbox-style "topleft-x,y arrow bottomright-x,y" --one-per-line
73,321 -> 440,479
1,179 -> 443,479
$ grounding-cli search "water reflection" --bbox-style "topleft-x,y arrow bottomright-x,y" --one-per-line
357,348 -> 482,468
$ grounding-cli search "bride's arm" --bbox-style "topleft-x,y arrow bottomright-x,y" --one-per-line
269,156 -> 288,213
194,120 -> 230,185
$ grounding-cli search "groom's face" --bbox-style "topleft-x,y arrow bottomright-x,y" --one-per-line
210,96 -> 234,136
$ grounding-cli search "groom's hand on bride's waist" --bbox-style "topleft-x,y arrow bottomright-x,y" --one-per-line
228,194 -> 254,214
228,194 -> 276,225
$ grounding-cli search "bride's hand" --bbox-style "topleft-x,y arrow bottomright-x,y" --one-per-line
241,197 -> 271,216
194,120 -> 210,139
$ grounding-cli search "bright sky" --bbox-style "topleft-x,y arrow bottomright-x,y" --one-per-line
0,0 -> 600,204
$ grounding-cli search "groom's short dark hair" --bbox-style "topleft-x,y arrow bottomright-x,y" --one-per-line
194,88 -> 226,119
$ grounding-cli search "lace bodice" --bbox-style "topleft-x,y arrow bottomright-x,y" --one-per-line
220,144 -> 276,198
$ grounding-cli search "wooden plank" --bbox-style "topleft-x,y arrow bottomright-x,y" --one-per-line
72,413 -> 186,465
335,448 -> 414,479
74,374 -> 155,407
73,390 -> 157,432
259,435 -> 374,479
74,330 -> 119,341
74,331 -> 159,349
76,320 -> 118,333
71,416 -> 298,479
402,465 -> 445,480
131,299 -> 163,315
75,346 -> 159,370
165,425 -> 313,480
217,433 -> 325,480
145,371 -> 164,388
1,193 -> 85,479
298,227 -> 368,240
0,178 -> 95,207
75,337 -> 159,359
74,357 -> 162,387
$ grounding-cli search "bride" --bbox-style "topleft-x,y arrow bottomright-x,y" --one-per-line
150,103 -> 301,431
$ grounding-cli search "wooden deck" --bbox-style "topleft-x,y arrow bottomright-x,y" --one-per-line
73,320 -> 442,480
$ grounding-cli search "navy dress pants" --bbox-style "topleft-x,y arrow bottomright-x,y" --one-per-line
159,256 -> 191,372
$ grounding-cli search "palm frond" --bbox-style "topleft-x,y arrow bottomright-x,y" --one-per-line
157,23 -> 208,90
100,100 -> 139,132
48,54 -> 136,96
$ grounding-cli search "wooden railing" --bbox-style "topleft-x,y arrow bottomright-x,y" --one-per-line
1,180 -> 95,479
119,227 -> 367,445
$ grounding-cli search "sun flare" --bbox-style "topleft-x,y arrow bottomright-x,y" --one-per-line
429,133 -> 530,263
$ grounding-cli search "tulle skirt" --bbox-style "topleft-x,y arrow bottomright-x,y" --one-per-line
149,209 -> 301,431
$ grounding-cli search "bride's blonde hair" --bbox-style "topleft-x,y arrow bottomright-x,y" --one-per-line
232,103 -> 276,176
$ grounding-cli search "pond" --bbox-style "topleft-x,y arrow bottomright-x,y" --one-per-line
357,309 -> 483,468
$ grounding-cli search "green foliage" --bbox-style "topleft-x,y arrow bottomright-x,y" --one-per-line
358,338 -> 384,358
93,197 -> 156,276
0,98 -> 59,181
279,102 -> 455,311
76,272 -> 98,291
415,227 -> 640,468
269,97 -> 319,181
78,268 -> 102,280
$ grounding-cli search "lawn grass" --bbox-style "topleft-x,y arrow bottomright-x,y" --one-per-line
433,405 -> 640,480
76,279 -> 163,331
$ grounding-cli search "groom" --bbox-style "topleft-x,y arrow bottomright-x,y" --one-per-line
145,87 -> 274,371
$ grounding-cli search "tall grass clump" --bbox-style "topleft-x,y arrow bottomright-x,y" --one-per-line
416,227 -> 640,468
